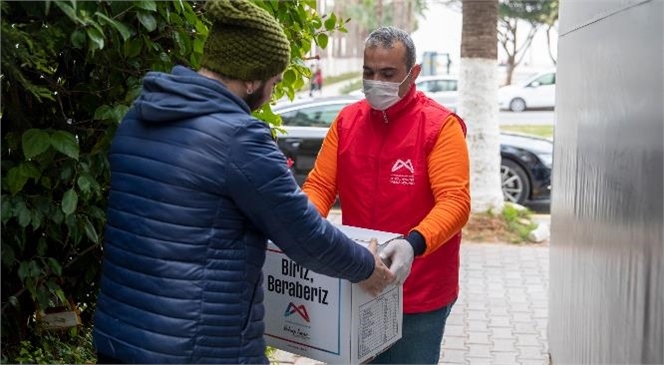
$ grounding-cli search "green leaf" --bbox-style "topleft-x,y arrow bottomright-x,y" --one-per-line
324,13 -> 337,31
81,216 -> 99,244
194,19 -> 207,35
19,162 -> 41,180
174,0 -> 185,14
95,12 -> 132,41
37,237 -> 47,256
86,27 -> 105,51
137,12 -> 157,32
29,260 -> 42,278
1,244 -> 15,267
123,38 -> 142,58
47,258 -> 63,276
60,164 -> 74,181
311,17 -> 322,29
18,262 -> 29,282
53,1 -> 78,22
77,175 -> 92,193
193,38 -> 204,53
65,214 -> 82,246
70,30 -> 86,49
61,189 -> 78,215
1,196 -> 13,224
113,105 -> 130,123
173,30 -> 192,56
50,131 -> 79,160
282,69 -> 296,86
189,52 -> 203,69
293,77 -> 305,90
6,167 -> 28,195
41,176 -> 52,189
93,105 -> 115,121
16,201 -> 31,228
54,286 -> 67,305
31,210 -> 43,231
51,209 -> 64,225
316,33 -> 329,49
133,0 -> 157,11
168,12 -> 184,26
22,129 -> 51,159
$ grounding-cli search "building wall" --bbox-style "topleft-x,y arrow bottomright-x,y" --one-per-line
549,0 -> 663,363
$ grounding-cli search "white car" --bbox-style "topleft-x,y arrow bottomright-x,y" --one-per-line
499,70 -> 556,112
350,75 -> 459,111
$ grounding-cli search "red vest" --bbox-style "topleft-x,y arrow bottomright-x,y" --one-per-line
336,87 -> 465,313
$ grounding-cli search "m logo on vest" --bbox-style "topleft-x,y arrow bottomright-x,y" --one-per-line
390,159 -> 415,185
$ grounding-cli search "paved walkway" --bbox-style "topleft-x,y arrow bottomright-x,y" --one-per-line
272,211 -> 550,365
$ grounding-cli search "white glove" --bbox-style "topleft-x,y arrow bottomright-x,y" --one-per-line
378,239 -> 414,284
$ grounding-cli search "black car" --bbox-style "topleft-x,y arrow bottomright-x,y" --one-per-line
273,96 -> 551,205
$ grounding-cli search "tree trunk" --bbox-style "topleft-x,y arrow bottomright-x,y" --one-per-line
393,0 -> 405,30
459,0 -> 504,213
405,0 -> 413,32
546,24 -> 557,65
376,0 -> 383,26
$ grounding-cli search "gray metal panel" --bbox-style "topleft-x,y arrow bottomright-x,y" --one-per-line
558,0 -> 651,35
550,0 -> 663,363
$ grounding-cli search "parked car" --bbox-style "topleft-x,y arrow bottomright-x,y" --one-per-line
273,96 -> 551,204
499,70 -> 556,112
350,75 -> 459,111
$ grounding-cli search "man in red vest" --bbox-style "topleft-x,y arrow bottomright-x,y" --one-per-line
302,26 -> 471,364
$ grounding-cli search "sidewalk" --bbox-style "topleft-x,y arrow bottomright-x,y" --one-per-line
272,211 -> 551,365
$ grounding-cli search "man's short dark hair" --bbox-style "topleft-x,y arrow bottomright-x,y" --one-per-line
365,26 -> 417,71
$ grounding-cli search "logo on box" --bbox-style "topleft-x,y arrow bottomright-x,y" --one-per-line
285,302 -> 310,322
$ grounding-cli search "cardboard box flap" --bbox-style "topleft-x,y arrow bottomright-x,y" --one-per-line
337,225 -> 402,247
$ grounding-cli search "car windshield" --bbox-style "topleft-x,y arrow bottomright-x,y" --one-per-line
532,73 -> 555,86
525,72 -> 555,87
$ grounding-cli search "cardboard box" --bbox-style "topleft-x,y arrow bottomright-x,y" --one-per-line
264,225 -> 403,364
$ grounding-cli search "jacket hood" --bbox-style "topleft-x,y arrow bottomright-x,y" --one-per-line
135,66 -> 251,124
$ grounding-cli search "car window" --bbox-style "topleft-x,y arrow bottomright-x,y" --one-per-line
439,80 -> 457,92
417,79 -> 457,92
531,73 -> 555,86
417,80 -> 439,92
280,103 -> 346,127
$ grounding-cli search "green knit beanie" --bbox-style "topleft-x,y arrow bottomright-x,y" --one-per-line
201,0 -> 291,81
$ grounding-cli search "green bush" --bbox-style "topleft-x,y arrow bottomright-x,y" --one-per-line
1,0 -> 345,362
4,328 -> 96,365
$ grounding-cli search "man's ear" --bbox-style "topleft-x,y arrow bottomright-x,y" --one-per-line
411,64 -> 422,82
243,80 -> 261,95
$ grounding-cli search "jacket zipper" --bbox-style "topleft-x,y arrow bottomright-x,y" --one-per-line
374,111 -> 389,225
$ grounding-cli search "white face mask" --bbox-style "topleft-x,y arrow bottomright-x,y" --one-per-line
362,69 -> 412,111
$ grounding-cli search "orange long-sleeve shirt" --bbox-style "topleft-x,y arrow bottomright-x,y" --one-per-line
303,114 -> 470,256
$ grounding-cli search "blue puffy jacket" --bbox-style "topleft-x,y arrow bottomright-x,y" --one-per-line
93,66 -> 375,364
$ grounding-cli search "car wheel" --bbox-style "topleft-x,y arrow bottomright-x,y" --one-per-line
501,159 -> 531,205
509,98 -> 526,112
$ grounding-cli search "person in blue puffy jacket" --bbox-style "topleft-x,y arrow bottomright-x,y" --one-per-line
92,0 -> 394,363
